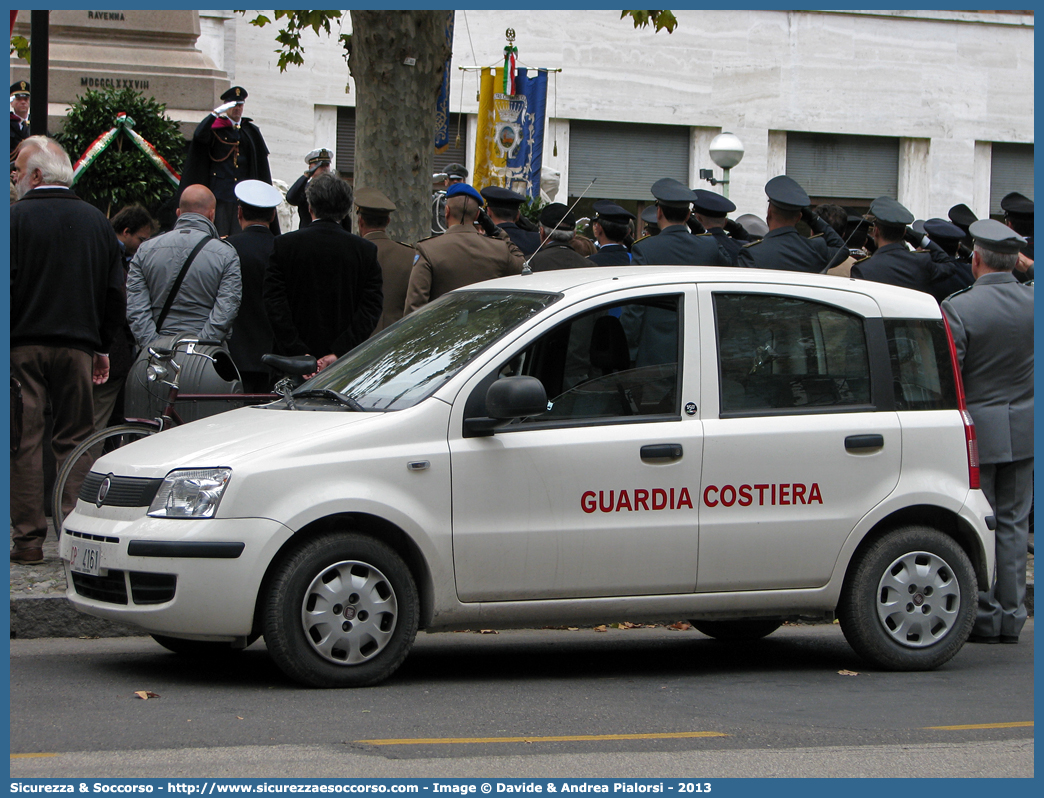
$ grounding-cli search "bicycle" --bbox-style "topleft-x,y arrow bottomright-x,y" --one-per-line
52,333 -> 316,535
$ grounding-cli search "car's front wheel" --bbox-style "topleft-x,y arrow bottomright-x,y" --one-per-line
263,532 -> 419,688
838,525 -> 976,670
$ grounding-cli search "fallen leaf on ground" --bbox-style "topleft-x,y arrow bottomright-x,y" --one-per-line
567,627 -> 579,631
133,691 -> 160,700
837,670 -> 859,676
667,622 -> 692,631
620,621 -> 641,629
593,625 -> 608,632
478,629 -> 498,635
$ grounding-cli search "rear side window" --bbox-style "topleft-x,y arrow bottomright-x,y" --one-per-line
884,319 -> 957,410
714,293 -> 871,415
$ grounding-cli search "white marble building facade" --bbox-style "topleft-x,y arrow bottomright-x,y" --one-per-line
186,10 -> 1036,220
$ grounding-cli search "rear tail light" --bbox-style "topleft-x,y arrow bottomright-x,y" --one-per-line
942,314 -> 980,489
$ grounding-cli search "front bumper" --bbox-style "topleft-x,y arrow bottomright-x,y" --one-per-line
58,507 -> 293,640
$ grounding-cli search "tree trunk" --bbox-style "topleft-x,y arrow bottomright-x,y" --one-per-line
350,10 -> 453,245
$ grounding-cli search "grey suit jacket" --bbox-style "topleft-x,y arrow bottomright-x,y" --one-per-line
941,271 -> 1034,463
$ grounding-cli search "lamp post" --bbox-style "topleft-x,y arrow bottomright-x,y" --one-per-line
702,132 -> 745,200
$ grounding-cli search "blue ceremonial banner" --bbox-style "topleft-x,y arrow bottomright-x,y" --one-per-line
510,69 -> 547,199
433,11 -> 454,154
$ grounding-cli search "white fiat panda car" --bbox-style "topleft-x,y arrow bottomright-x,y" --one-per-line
59,267 -> 994,688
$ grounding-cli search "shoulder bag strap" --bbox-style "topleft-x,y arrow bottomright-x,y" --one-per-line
155,234 -> 212,332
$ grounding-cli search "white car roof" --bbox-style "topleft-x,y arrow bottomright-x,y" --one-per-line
461,266 -> 943,319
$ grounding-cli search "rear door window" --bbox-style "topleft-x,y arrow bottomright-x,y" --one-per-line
883,319 -> 957,410
713,293 -> 871,416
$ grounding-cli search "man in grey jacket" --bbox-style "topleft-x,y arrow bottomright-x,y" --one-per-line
126,184 -> 242,347
941,218 -> 1033,645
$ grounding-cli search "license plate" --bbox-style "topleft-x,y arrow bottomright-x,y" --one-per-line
69,542 -> 102,576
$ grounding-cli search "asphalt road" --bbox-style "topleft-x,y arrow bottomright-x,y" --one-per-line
10,621 -> 1034,778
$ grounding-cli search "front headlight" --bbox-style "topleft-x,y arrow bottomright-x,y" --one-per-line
148,468 -> 232,518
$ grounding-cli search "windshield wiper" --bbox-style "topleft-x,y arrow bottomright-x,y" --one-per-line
292,389 -> 365,411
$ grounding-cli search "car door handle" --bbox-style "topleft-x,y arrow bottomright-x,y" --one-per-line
641,443 -> 683,461
845,434 -> 884,451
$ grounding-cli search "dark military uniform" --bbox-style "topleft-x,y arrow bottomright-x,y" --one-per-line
736,221 -> 847,273
178,87 -> 275,237
497,221 -> 541,257
10,80 -> 30,157
631,224 -> 729,266
709,226 -> 743,265
940,219 -> 1032,643
851,241 -> 965,301
588,244 -> 633,266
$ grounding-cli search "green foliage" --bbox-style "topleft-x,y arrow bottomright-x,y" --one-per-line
241,10 -> 345,72
621,10 -> 679,33
520,196 -> 548,226
54,87 -> 186,217
10,34 -> 30,63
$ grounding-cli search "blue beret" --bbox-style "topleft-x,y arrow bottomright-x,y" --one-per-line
692,189 -> 736,217
445,182 -> 484,205
764,175 -> 810,211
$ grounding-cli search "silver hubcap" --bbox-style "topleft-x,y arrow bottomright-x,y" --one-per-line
300,560 -> 398,665
876,550 -> 960,648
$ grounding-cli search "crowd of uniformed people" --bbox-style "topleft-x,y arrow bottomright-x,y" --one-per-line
9,80 -> 1034,644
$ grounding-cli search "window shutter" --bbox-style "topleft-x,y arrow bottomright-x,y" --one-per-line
569,120 -> 689,200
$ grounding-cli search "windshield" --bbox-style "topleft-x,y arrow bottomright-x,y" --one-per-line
302,290 -> 559,410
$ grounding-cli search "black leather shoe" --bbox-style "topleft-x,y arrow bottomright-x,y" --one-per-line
1000,635 -> 1019,644
966,634 -> 1000,644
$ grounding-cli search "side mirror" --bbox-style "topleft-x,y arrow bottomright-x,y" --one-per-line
463,376 -> 547,437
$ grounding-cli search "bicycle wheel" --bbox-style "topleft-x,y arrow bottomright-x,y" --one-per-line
52,423 -> 158,536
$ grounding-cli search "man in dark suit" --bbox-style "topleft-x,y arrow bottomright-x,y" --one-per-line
10,80 -> 30,158
587,200 -> 635,266
941,219 -> 1033,645
630,178 -> 730,267
10,136 -> 125,563
227,180 -> 283,392
736,175 -> 848,273
178,86 -> 275,237
264,173 -> 383,373
481,185 -> 541,257
850,196 -> 967,301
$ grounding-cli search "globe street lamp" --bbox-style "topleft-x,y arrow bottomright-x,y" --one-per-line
700,132 -> 745,199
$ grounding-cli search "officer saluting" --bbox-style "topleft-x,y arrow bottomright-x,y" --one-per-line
691,189 -> 749,265
630,178 -> 729,266
736,175 -> 848,272
941,219 -> 1033,645
850,196 -> 967,301
179,86 -> 275,237
588,200 -> 635,266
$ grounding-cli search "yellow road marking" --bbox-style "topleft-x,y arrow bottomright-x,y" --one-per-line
11,753 -> 59,758
924,721 -> 1033,731
356,731 -> 728,746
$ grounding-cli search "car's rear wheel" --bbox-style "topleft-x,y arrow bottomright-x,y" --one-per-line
690,619 -> 783,641
263,532 -> 418,688
838,525 -> 976,670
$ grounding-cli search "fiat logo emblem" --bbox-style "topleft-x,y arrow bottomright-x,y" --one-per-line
96,475 -> 113,507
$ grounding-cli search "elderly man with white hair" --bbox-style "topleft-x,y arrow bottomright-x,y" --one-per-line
10,135 -> 126,564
